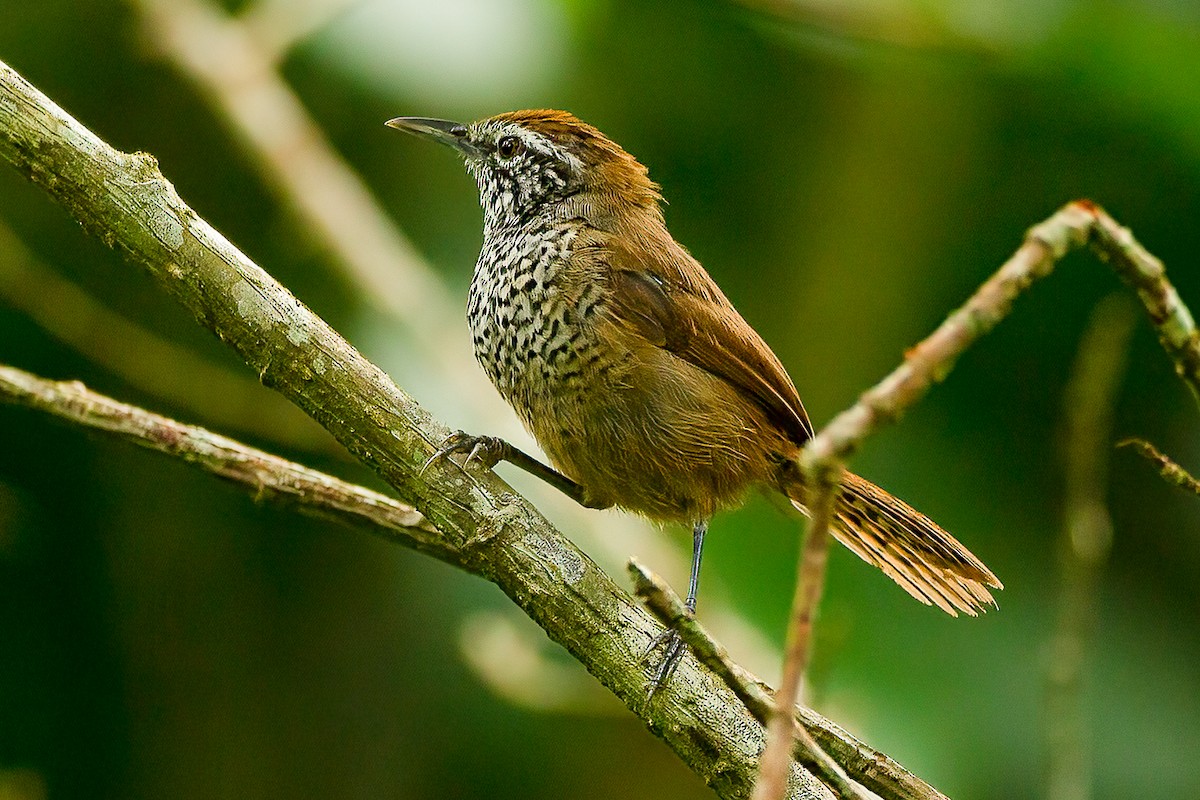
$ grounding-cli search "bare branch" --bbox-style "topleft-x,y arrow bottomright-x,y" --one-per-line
0,57 -> 833,799
633,560 -> 883,800
754,480 -> 840,800
754,202 -> 1199,796
0,362 -> 444,556
803,201 -> 1199,472
1087,209 -> 1200,410
1118,438 -> 1200,496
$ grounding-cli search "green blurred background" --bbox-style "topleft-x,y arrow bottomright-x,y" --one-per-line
1,0 -> 1199,797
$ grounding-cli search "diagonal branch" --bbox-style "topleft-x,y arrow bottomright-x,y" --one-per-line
0,57 -> 835,799
753,202 -> 1200,797
0,363 -> 444,557
632,559 -> 929,800
1119,438 -> 1200,496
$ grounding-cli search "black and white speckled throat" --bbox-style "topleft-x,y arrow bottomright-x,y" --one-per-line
466,216 -> 609,418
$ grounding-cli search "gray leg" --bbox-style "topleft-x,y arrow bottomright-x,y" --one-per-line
645,519 -> 709,697
424,431 -> 609,509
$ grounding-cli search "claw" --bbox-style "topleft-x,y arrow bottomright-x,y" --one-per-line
465,441 -> 489,469
422,431 -> 506,475
642,628 -> 688,700
639,627 -> 674,664
421,431 -> 469,474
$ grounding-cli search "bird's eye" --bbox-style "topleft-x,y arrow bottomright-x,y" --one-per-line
497,135 -> 524,159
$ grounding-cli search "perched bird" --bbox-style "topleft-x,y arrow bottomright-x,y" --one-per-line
387,110 -> 1001,691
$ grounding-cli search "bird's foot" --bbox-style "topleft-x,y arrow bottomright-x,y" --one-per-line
421,431 -> 509,474
641,627 -> 689,699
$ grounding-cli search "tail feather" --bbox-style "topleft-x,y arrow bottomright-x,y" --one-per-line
786,471 -> 1001,617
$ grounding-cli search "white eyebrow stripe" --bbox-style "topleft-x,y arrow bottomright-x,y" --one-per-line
508,127 -> 580,173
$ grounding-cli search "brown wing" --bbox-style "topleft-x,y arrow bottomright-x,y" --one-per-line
604,243 -> 813,445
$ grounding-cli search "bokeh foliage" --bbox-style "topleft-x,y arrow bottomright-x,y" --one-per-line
1,0 -> 1198,798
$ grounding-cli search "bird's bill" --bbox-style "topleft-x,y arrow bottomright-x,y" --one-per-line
385,116 -> 480,157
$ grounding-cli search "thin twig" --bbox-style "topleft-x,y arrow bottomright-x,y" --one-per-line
0,363 -> 445,556
1046,295 -> 1134,800
802,201 -> 1200,471
632,559 -> 936,800
754,479 -> 840,800
1118,438 -> 1200,496
755,201 -> 1200,797
1086,207 -> 1200,410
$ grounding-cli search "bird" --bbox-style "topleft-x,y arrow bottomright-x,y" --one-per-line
386,109 -> 1001,692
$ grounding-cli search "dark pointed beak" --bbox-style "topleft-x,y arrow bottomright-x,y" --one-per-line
385,116 -> 480,158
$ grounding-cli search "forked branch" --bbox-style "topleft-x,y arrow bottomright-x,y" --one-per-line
3,55 -> 1197,800
0,57 -> 831,799
752,201 -> 1200,799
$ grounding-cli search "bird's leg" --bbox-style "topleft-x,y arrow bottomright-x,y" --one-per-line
423,431 -> 606,508
643,519 -> 708,698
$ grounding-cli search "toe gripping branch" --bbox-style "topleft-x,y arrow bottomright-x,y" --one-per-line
641,519 -> 708,699
427,431 -> 706,698
423,431 -> 603,509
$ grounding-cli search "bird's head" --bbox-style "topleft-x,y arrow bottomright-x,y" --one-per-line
387,109 -> 660,227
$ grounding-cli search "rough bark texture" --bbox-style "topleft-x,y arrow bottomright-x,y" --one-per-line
0,58 -> 831,800
11,53 -> 1193,800
0,364 -> 443,555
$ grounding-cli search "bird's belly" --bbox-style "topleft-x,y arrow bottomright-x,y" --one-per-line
521,352 -> 785,522
467,247 -> 785,522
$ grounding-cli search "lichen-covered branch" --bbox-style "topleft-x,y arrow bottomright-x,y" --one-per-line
1119,438 -> 1200,496
631,560 -> 933,800
0,363 -> 445,556
0,58 -> 831,799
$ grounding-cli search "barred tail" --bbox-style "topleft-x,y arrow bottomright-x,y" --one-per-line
785,471 -> 1002,616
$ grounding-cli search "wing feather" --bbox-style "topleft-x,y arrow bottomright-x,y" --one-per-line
602,240 -> 813,444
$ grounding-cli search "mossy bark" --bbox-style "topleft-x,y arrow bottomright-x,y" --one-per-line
0,59 -> 830,800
